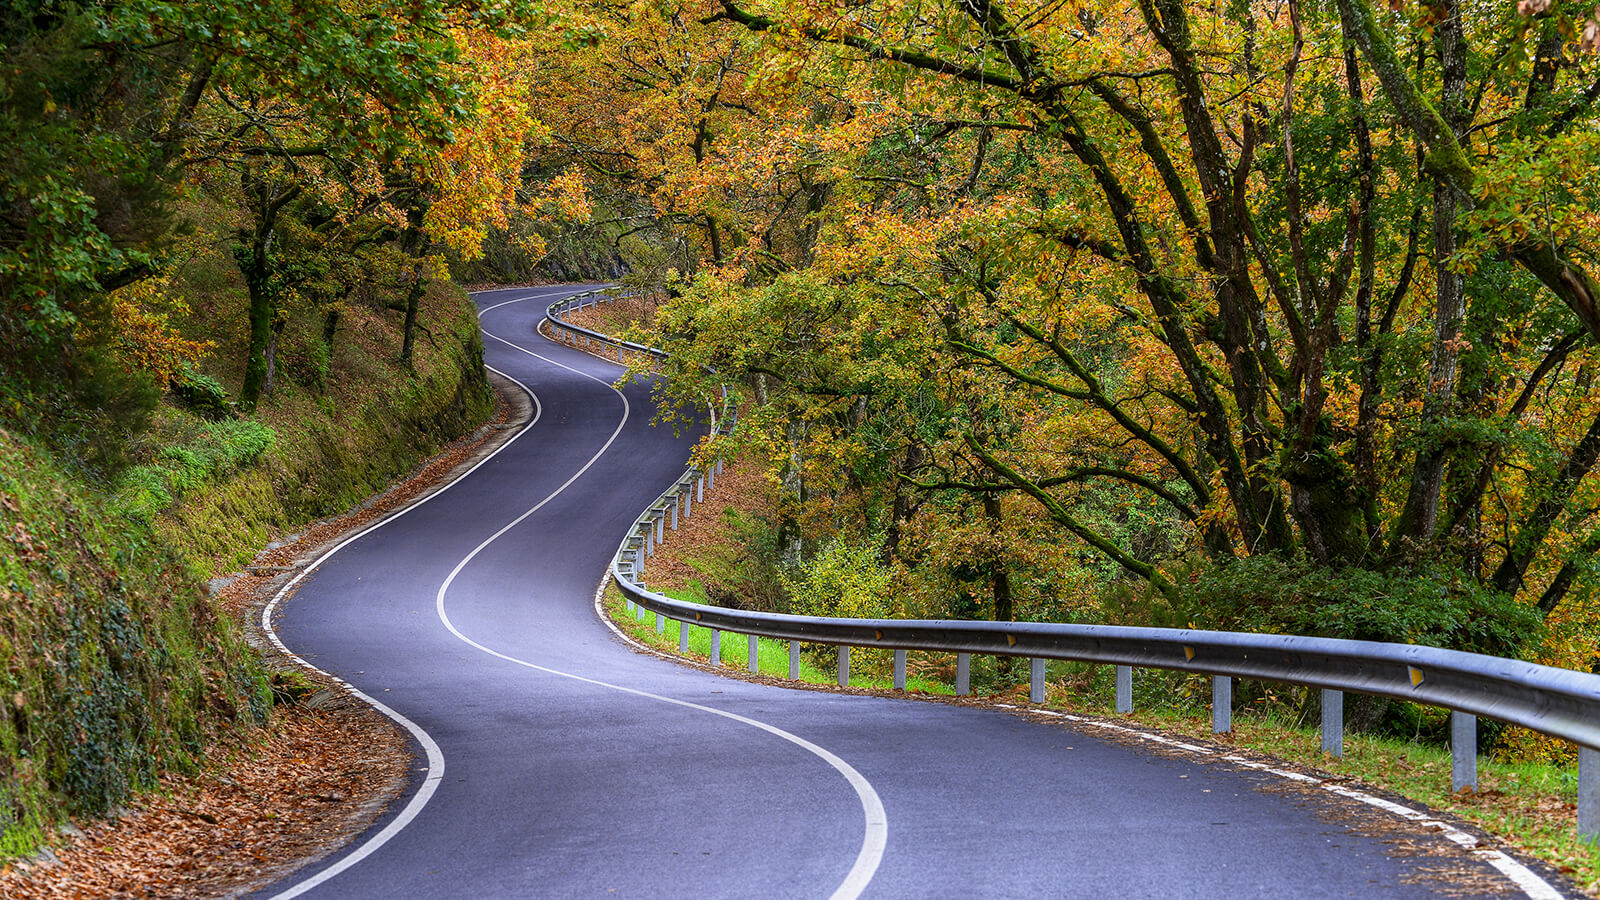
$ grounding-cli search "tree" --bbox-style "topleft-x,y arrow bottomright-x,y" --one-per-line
617,0 -> 1600,651
1,0 -> 553,411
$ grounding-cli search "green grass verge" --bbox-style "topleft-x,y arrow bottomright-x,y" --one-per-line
603,582 -> 952,695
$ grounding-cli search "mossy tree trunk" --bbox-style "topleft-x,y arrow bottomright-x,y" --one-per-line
236,171 -> 300,412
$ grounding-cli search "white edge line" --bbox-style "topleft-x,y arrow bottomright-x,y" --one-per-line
1009,713 -> 1565,899
260,290 -> 558,899
437,321 -> 888,900
590,581 -> 889,900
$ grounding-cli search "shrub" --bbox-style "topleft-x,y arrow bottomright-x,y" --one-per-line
1134,555 -> 1546,741
1169,555 -> 1542,658
112,420 -> 276,522
782,538 -> 894,621
170,369 -> 232,420
783,538 -> 895,674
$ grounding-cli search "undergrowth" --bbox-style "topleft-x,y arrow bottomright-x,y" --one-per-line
0,430 -> 266,856
604,582 -> 953,695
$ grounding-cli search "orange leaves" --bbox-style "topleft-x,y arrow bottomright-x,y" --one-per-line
415,30 -> 542,260
100,280 -> 216,388
531,169 -> 594,224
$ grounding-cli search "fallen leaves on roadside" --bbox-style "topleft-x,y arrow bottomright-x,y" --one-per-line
0,703 -> 410,900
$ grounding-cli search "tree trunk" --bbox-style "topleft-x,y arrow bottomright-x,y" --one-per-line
239,255 -> 272,411
264,315 -> 284,395
1394,0 -> 1467,554
882,442 -> 924,564
400,262 -> 423,367
398,205 -> 429,367
236,175 -> 298,411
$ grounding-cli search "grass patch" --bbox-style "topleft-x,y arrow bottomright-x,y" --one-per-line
602,582 -> 952,694
113,419 -> 276,524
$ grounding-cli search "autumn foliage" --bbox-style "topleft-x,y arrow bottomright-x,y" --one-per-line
518,0 -> 1600,701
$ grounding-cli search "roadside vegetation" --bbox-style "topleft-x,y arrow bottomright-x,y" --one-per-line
523,0 -> 1600,778
0,430 -> 264,858
608,454 -> 1599,893
10,0 -> 1600,882
0,0 -> 581,861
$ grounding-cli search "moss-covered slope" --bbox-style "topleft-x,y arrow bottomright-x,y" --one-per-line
0,430 -> 265,856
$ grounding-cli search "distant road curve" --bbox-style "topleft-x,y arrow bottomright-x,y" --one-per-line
251,285 -> 1560,899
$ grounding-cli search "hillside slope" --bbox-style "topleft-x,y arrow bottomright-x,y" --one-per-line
0,271 -> 493,859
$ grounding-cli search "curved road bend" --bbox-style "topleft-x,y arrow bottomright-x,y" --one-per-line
255,285 -> 1549,899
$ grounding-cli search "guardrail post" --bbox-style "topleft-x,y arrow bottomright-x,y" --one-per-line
789,641 -> 800,679
894,650 -> 907,691
748,635 -> 760,674
718,458 -> 725,476
697,474 -> 705,503
1212,676 -> 1231,733
956,653 -> 971,696
636,604 -> 646,622
1321,689 -> 1344,757
656,515 -> 664,545
625,598 -> 635,615
645,525 -> 654,557
1452,711 -> 1477,791
671,494 -> 679,530
678,621 -> 690,653
1115,665 -> 1133,713
710,630 -> 721,667
683,483 -> 692,519
838,646 -> 851,686
633,545 -> 644,577
1030,658 -> 1046,703
655,613 -> 665,634
708,465 -> 715,492
1581,746 -> 1599,841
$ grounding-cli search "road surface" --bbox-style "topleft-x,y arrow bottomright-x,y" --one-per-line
255,285 -> 1556,899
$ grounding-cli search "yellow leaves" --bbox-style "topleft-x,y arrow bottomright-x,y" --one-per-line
510,231 -> 548,262
98,280 -> 215,387
543,169 -> 594,223
411,30 -> 543,259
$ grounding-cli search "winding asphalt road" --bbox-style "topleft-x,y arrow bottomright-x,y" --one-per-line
254,285 -> 1556,899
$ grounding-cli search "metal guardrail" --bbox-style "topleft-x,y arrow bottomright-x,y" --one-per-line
544,289 -> 666,361
558,291 -> 1600,841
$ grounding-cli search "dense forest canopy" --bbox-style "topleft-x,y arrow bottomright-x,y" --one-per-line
504,0 -> 1600,679
0,0 -> 571,443
8,0 -> 1600,672
0,0 -> 583,838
